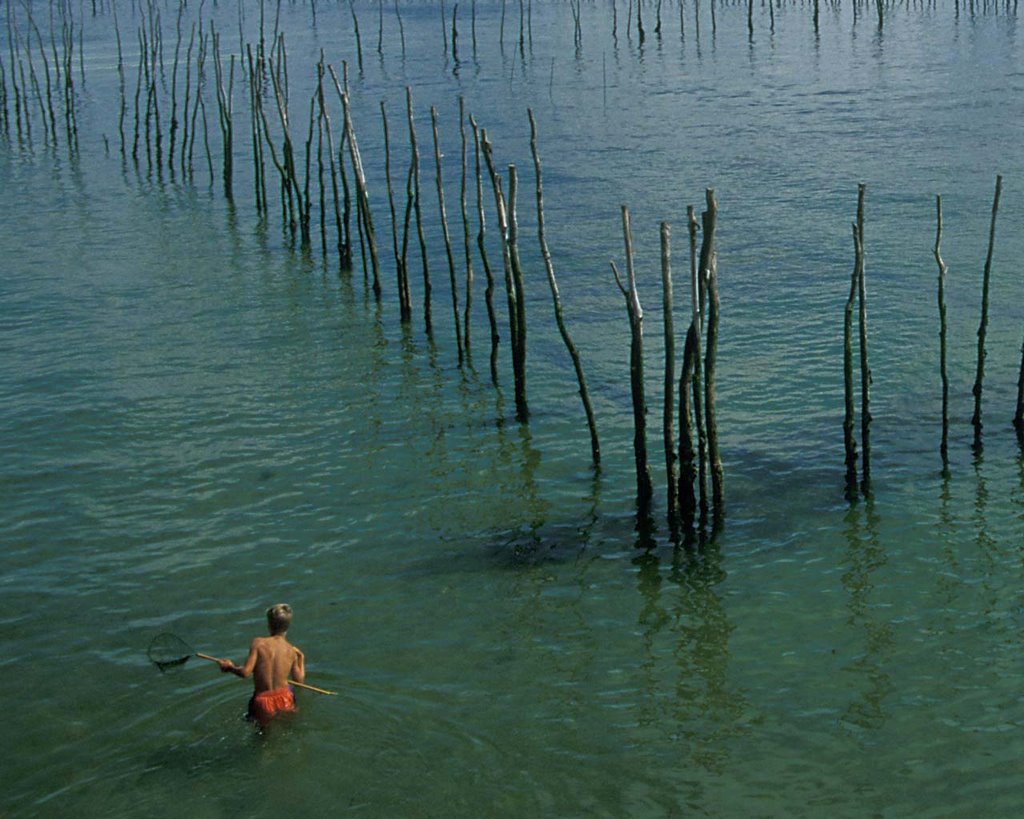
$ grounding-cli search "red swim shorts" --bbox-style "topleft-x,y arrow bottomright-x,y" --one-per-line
248,687 -> 296,724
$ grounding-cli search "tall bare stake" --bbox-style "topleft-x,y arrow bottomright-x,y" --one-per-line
678,206 -> 702,528
470,114 -> 500,382
506,164 -> 529,419
701,189 -> 724,519
332,66 -> 381,298
855,184 -> 870,494
934,194 -> 950,468
528,108 -> 599,465
459,97 -> 474,356
381,100 -> 411,321
482,128 -> 528,419
661,221 -> 677,521
406,87 -> 431,333
844,201 -> 860,495
431,105 -> 465,364
212,32 -> 234,200
612,206 -> 653,517
971,174 -> 1002,450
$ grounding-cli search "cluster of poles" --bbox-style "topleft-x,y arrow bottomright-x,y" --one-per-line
844,176 -> 1024,501
613,194 -> 725,534
1,0 -> 82,153
3,0 -> 1024,538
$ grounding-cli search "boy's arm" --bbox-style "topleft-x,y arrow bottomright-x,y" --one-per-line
219,640 -> 258,678
291,647 -> 306,684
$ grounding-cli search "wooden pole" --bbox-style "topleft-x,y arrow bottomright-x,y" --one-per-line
507,163 -> 529,420
394,0 -> 406,59
528,108 -> 600,465
332,67 -> 382,298
459,97 -> 474,356
169,2 -> 183,172
677,206 -> 701,528
407,87 -> 432,334
971,174 -> 1002,449
701,189 -> 724,519
844,210 -> 860,495
431,105 -> 465,364
470,114 -> 500,383
934,194 -> 950,468
661,221 -> 678,524
348,0 -> 364,75
381,100 -> 411,321
855,183 -> 871,493
612,205 -> 653,516
212,35 -> 234,200
481,129 -> 524,411
690,205 -> 708,522
1015,332 -> 1024,440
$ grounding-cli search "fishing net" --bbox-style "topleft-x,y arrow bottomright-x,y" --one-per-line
147,633 -> 195,672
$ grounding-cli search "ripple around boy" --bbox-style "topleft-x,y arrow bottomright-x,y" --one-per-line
219,603 -> 306,725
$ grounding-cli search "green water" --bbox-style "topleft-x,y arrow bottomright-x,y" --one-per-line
3,1 -> 1024,816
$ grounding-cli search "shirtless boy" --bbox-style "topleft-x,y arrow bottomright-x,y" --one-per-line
219,603 -> 306,725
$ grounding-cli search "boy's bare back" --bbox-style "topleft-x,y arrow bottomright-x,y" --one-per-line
218,604 -> 306,694
247,634 -> 305,693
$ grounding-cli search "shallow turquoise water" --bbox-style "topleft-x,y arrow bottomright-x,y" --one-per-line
3,1 -> 1024,816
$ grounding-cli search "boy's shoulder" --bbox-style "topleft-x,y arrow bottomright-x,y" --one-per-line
252,635 -> 301,653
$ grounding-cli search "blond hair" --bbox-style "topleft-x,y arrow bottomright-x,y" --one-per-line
266,603 -> 293,635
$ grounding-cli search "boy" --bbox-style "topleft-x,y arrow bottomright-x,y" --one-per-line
219,603 -> 306,725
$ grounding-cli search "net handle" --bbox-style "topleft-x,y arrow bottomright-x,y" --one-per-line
195,652 -> 337,695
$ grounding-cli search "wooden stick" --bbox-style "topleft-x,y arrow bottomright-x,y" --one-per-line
689,205 -> 708,522
934,194 -> 950,467
459,97 -> 474,355
431,105 -> 465,364
677,207 -> 700,529
971,174 -> 1002,448
844,216 -> 860,495
855,184 -> 870,494
506,164 -> 529,420
612,205 -> 653,517
701,189 -> 724,519
661,221 -> 677,524
381,100 -> 411,321
469,114 -> 500,382
331,66 -> 381,296
195,653 -> 337,695
407,87 -> 432,334
481,130 -> 525,411
528,108 -> 599,464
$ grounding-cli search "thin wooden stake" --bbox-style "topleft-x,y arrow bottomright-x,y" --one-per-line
381,100 -> 411,321
470,114 -> 500,382
701,189 -> 724,519
528,108 -> 599,465
934,194 -> 950,467
481,129 -> 524,412
971,174 -> 1002,449
661,221 -> 677,522
331,66 -> 381,298
507,163 -> 529,419
431,105 -> 464,364
844,215 -> 860,495
612,205 -> 653,517
678,206 -> 701,528
459,97 -> 474,355
407,87 -> 431,334
855,184 -> 871,493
